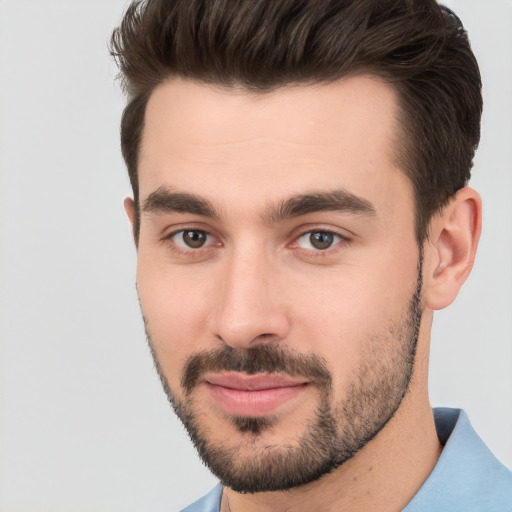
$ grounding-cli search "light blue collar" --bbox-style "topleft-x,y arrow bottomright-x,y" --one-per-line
403,408 -> 512,511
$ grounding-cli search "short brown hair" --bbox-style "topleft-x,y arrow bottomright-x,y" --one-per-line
110,0 -> 482,243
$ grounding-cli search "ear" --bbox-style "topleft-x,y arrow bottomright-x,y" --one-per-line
124,197 -> 137,245
423,187 -> 482,310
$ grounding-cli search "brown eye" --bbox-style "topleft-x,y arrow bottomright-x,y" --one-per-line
175,230 -> 209,249
296,230 -> 343,251
310,232 -> 334,250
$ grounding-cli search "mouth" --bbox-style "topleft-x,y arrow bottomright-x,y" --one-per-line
202,372 -> 310,417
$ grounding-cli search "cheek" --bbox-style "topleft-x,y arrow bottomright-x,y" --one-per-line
292,264 -> 415,331
288,255 -> 419,377
136,255 -> 214,386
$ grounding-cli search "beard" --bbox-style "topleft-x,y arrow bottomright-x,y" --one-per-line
143,254 -> 424,494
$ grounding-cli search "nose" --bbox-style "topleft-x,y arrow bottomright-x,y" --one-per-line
210,248 -> 291,349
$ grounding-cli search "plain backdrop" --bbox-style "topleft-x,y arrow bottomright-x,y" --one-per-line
0,1 -> 510,511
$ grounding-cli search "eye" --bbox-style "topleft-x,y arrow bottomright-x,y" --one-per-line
296,230 -> 344,251
172,229 -> 212,249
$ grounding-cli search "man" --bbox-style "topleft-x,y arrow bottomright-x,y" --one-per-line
110,0 -> 512,510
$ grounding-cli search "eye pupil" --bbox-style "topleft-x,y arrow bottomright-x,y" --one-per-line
183,230 -> 207,248
310,231 -> 334,250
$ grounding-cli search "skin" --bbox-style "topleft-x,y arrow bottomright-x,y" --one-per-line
125,76 -> 481,511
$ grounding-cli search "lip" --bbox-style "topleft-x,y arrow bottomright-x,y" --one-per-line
203,372 -> 309,417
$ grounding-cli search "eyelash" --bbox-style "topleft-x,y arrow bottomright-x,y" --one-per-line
162,227 -> 350,258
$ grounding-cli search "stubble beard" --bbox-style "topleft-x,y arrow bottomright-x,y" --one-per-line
143,255 -> 423,494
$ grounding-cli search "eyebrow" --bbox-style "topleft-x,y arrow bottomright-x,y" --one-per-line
264,189 -> 377,224
141,186 -> 218,219
141,186 -> 376,223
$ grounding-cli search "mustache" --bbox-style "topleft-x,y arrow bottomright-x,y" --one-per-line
181,344 -> 332,394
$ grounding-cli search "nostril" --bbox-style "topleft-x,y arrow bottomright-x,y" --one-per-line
215,332 -> 284,347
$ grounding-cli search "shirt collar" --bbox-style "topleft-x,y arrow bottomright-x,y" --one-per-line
404,407 -> 512,511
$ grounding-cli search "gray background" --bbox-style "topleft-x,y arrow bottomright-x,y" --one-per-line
0,1 -> 510,510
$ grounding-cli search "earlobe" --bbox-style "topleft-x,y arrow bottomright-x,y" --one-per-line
423,187 -> 482,311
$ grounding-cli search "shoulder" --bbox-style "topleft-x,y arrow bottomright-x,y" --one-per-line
179,485 -> 223,512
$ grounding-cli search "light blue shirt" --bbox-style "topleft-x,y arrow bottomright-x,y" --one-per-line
181,408 -> 512,511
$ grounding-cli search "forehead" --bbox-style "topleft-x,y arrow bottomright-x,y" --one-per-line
138,76 -> 410,215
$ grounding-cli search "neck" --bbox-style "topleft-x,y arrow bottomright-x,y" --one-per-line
221,374 -> 441,512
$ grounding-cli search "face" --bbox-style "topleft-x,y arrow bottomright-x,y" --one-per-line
133,76 -> 424,492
